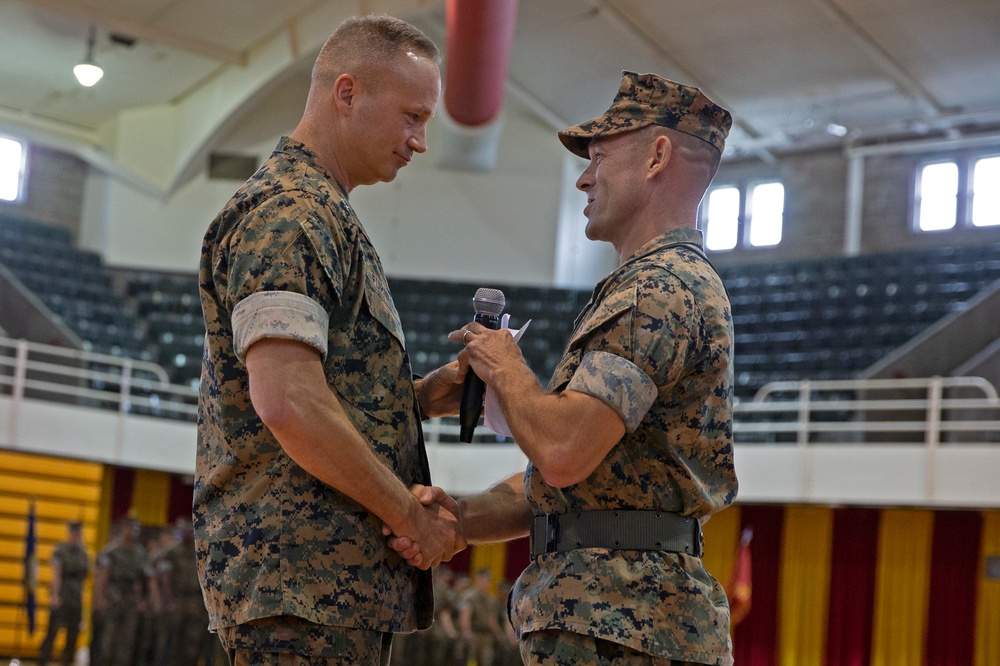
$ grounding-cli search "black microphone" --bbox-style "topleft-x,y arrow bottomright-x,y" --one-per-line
459,287 -> 506,442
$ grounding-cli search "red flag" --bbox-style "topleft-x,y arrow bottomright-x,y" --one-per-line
725,527 -> 753,626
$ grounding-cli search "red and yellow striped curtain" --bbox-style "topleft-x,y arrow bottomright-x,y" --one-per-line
698,505 -> 997,666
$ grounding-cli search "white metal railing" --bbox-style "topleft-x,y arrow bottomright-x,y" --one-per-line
0,335 -> 198,426
4,333 -> 998,449
421,416 -> 508,445
733,376 -> 1000,445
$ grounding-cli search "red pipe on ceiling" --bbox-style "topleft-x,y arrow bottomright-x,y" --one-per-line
444,0 -> 519,128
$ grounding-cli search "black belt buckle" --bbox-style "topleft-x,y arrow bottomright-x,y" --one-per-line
543,513 -> 560,555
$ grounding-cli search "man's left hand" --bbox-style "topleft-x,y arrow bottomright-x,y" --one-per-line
415,361 -> 467,419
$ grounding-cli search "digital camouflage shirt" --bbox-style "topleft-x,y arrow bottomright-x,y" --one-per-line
196,137 -> 433,636
97,542 -> 146,601
510,227 -> 737,665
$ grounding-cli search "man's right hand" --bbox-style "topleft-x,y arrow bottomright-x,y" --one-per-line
385,485 -> 467,568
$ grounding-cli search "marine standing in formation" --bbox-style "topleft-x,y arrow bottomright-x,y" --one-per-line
38,521 -> 89,666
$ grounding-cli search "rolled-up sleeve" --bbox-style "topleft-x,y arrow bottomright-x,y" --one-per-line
566,350 -> 657,432
231,291 -> 329,362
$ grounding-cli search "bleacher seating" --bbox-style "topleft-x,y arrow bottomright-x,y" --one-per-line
718,243 -> 1000,398
388,278 -> 587,382
0,213 -> 148,359
125,271 -> 204,388
4,214 -> 1000,406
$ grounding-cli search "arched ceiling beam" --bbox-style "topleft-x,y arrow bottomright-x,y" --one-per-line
18,0 -> 246,66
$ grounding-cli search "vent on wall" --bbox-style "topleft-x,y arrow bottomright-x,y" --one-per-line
208,153 -> 259,181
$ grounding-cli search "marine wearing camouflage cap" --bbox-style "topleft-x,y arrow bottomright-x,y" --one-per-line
510,228 -> 737,665
558,71 -> 732,157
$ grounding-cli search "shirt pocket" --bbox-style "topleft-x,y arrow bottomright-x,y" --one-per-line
553,285 -> 635,390
567,285 -> 635,349
329,271 -> 410,426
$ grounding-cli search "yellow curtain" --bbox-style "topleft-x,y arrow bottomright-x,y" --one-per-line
870,508 -> 933,666
975,510 -> 1000,666
130,469 -> 171,527
778,506 -> 833,666
702,504 -> 741,585
470,542 -> 508,595
0,450 -> 102,657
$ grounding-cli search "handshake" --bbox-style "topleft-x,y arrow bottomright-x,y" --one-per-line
382,483 -> 467,569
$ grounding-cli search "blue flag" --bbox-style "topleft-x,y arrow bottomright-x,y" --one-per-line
23,502 -> 38,634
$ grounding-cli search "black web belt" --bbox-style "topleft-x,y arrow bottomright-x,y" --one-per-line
530,510 -> 703,559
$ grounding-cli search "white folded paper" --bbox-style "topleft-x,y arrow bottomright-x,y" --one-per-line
483,314 -> 531,437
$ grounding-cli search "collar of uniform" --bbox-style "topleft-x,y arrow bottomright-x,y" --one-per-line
585,227 -> 705,310
273,136 -> 349,201
622,227 -> 705,267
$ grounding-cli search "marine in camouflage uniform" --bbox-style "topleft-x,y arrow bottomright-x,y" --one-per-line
426,72 -> 738,665
158,523 -> 219,666
458,569 -> 505,666
195,14 -> 463,666
38,521 -> 89,666
511,224 -> 736,665
93,519 -> 147,666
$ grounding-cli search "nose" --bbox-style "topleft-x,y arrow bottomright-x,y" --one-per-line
408,125 -> 428,154
576,163 -> 595,191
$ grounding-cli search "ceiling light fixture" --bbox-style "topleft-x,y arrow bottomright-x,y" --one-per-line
826,123 -> 848,137
73,25 -> 103,87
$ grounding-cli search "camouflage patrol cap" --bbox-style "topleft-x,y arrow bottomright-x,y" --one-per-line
558,71 -> 732,157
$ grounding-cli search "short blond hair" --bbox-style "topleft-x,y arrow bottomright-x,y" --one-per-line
312,15 -> 439,92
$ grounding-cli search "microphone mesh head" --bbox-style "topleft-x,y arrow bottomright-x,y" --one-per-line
473,288 -> 506,316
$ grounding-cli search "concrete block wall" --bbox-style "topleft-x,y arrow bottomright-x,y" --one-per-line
713,148 -> 1000,269
0,144 -> 87,239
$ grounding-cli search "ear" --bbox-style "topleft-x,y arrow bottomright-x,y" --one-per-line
646,134 -> 672,180
332,74 -> 359,117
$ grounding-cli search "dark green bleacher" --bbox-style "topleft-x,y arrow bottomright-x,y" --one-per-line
0,213 -> 148,359
389,278 -> 588,383
126,271 -> 204,388
719,243 -> 1000,398
4,213 -> 1000,405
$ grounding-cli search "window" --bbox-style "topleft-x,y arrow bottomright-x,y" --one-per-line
972,156 -> 1000,228
702,180 -> 785,251
705,187 -> 740,251
916,162 -> 958,231
0,135 -> 26,202
914,153 -> 1000,232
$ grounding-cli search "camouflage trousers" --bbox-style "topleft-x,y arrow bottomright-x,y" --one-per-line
520,629 -> 700,666
217,616 -> 393,666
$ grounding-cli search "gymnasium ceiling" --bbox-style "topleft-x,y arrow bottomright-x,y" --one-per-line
2,0 -> 1000,165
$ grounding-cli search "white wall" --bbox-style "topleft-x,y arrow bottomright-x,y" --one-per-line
79,80 -> 607,287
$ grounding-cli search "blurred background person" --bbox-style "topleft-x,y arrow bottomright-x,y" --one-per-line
92,517 -> 146,666
458,569 -> 507,666
37,520 -> 89,666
